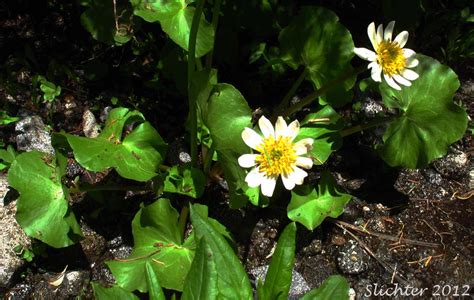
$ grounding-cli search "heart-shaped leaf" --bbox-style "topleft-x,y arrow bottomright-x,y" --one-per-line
7,151 -> 82,248
206,84 -> 259,208
287,171 -> 351,230
163,165 -> 205,198
377,55 -> 468,168
130,0 -> 214,57
81,0 -> 132,45
107,199 -> 194,292
279,6 -> 355,107
92,283 -> 140,300
65,107 -> 167,182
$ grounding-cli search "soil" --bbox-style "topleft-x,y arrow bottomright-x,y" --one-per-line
1,1 -> 473,299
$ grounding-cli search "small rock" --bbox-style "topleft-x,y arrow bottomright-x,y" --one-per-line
250,265 -> 311,298
15,114 -> 54,155
100,106 -> 113,123
0,176 -> 31,290
469,169 -> 474,189
361,98 -> 384,118
65,271 -> 89,296
422,168 -> 443,186
433,149 -> 469,179
336,240 -> 369,275
4,283 -> 32,299
179,152 -> 192,164
302,239 -> 323,256
82,110 -> 100,138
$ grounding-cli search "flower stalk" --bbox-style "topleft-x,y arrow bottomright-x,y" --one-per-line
188,0 -> 206,167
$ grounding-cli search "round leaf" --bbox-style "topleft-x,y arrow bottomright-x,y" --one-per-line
377,55 -> 468,168
287,171 -> 351,230
279,6 -> 356,107
7,151 -> 82,248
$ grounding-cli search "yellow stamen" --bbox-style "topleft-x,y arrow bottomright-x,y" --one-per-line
376,41 -> 406,76
255,136 -> 296,177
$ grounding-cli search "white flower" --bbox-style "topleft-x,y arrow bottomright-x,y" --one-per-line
238,116 -> 314,197
354,21 -> 419,90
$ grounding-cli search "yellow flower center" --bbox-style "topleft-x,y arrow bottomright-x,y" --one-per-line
376,41 -> 406,76
255,136 -> 296,177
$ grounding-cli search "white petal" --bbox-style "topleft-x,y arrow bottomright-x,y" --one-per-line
384,74 -> 401,90
353,48 -> 377,61
293,138 -> 314,155
238,154 -> 258,168
403,48 -> 416,59
275,117 -> 287,138
281,173 -> 296,191
285,119 -> 300,141
384,21 -> 395,41
289,167 -> 308,185
369,62 -> 382,82
393,74 -> 412,87
367,22 -> 377,49
376,24 -> 383,44
402,69 -> 419,81
245,168 -> 265,188
242,128 -> 263,150
406,57 -> 419,68
296,156 -> 313,169
258,116 -> 274,138
394,31 -> 409,48
261,176 -> 277,197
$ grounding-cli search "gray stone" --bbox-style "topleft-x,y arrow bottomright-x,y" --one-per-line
250,265 -> 311,298
0,175 -> 31,290
422,168 -> 443,186
65,271 -> 89,296
470,169 -> 474,190
336,239 -> 369,275
361,98 -> 383,118
433,149 -> 469,179
82,110 -> 100,138
15,114 -> 54,155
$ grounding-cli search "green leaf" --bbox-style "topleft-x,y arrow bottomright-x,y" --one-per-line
190,204 -> 253,299
0,111 -> 20,125
301,275 -> 349,300
377,55 -> 468,168
65,107 -> 167,182
92,283 -> 139,300
287,171 -> 351,230
131,0 -> 214,57
295,106 -> 342,165
0,145 -> 17,164
206,84 -> 255,208
80,0 -> 132,45
181,238 -> 218,300
107,199 -> 194,292
279,6 -> 355,107
258,222 -> 296,300
145,263 -> 167,300
163,165 -> 205,198
7,151 -> 82,248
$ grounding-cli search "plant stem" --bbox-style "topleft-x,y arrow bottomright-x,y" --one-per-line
203,143 -> 215,174
340,117 -> 393,137
178,205 -> 189,239
283,65 -> 367,118
273,67 -> 308,120
205,0 -> 222,71
188,0 -> 206,167
69,183 -> 149,193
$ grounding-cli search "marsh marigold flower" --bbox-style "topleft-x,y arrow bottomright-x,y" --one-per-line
354,21 -> 419,90
238,116 -> 314,197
